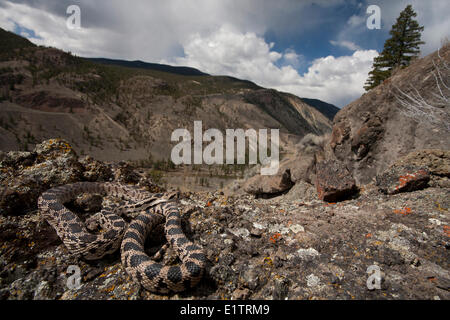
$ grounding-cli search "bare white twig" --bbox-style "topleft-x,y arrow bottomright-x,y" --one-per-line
393,45 -> 449,131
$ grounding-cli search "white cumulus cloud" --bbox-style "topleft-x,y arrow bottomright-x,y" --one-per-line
0,2 -> 120,58
9,0 -> 448,107
169,26 -> 378,107
291,50 -> 379,106
330,40 -> 362,51
2,1 -> 378,106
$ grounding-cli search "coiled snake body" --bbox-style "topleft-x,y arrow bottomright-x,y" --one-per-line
38,182 -> 206,293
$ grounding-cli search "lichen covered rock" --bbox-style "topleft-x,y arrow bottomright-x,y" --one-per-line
395,150 -> 449,176
315,160 -> 358,202
0,139 -> 83,215
0,138 -> 165,216
376,165 -> 431,195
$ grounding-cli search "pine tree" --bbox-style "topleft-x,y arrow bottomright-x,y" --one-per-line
364,5 -> 424,91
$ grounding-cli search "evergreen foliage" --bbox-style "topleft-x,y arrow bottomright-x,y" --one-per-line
364,5 -> 424,91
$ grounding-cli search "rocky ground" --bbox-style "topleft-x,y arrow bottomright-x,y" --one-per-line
0,140 -> 449,300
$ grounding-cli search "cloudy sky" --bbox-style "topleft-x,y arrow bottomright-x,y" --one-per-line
1,0 -> 449,107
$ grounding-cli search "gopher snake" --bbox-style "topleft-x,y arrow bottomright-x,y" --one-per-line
38,182 -> 206,293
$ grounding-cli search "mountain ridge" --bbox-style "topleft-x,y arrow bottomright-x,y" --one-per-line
299,97 -> 340,120
0,28 -> 336,163
86,57 -> 209,76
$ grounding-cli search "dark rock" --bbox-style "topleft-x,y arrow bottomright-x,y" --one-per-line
273,256 -> 283,268
210,265 -> 234,283
327,273 -> 341,285
219,253 -> 235,266
0,151 -> 35,168
238,242 -> 260,257
391,149 -> 450,188
0,288 -> 10,300
350,116 -> 384,160
376,247 -> 405,266
411,258 -> 421,267
1,120 -> 449,301
376,165 -> 430,195
315,160 -> 358,202
0,138 -> 164,216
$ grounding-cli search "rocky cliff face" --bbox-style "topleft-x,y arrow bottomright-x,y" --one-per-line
239,44 -> 449,206
329,44 -> 450,185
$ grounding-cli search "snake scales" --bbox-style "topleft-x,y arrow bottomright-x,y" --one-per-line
37,181 -> 206,294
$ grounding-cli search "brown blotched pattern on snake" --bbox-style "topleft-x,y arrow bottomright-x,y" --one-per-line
38,182 -> 206,293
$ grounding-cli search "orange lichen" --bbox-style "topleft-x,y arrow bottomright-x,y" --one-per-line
395,170 -> 427,191
444,225 -> 450,237
393,207 -> 412,216
269,233 -> 282,243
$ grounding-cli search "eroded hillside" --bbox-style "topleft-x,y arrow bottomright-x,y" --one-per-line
0,28 -> 334,163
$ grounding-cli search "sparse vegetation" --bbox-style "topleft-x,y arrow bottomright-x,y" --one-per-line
148,169 -> 164,185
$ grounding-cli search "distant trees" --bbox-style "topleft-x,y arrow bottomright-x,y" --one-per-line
364,5 -> 425,91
